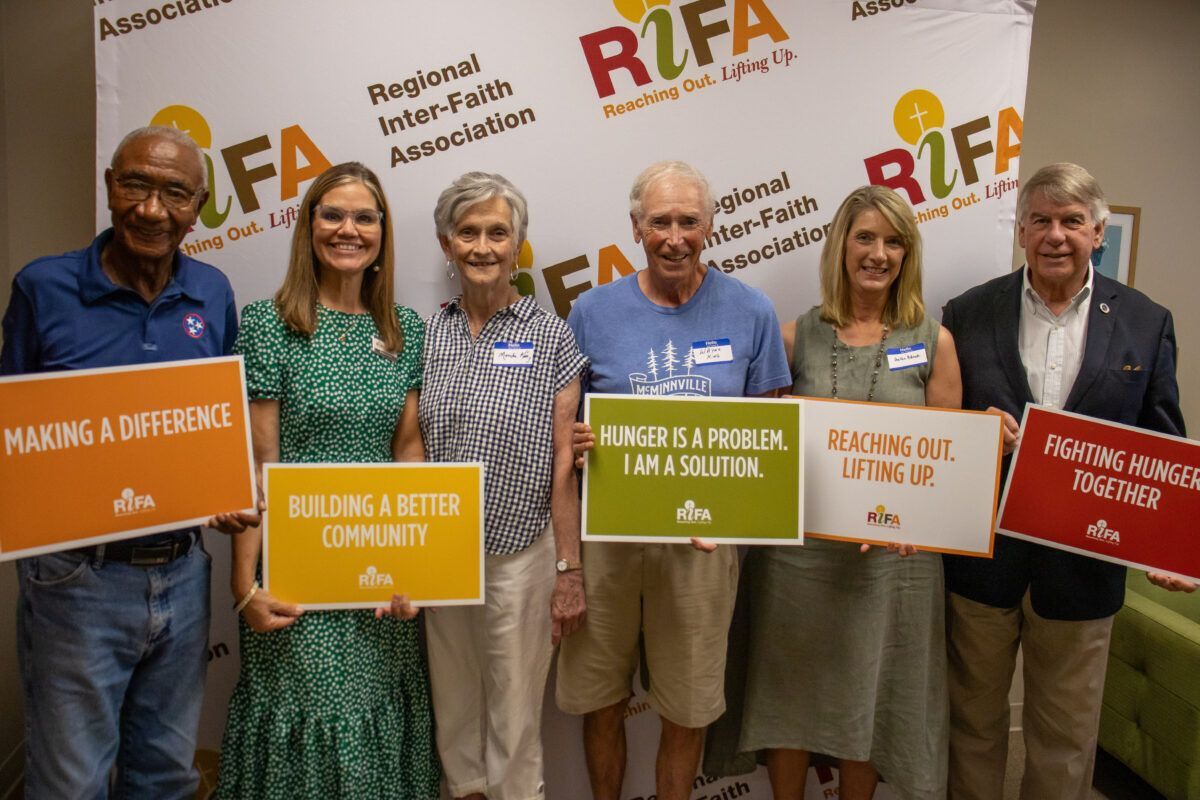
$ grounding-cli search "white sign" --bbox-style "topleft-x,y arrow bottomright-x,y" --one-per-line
802,397 -> 1004,555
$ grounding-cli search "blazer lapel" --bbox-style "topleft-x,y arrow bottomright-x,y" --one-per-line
994,271 -> 1035,404
1064,276 -> 1118,410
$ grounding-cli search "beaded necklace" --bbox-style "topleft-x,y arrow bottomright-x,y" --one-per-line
829,323 -> 889,402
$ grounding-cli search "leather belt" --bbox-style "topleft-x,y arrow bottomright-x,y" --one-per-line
74,532 -> 196,567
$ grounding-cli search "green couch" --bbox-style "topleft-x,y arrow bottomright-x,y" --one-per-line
1100,571 -> 1200,799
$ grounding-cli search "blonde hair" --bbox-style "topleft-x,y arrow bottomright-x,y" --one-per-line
274,162 -> 402,352
819,185 -> 925,329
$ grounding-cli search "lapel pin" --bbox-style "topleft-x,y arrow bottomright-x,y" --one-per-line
1099,302 -> 1110,314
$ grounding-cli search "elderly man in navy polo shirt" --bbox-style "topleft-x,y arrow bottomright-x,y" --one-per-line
1,126 -> 248,799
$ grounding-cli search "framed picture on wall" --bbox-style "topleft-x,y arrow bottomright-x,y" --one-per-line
1092,205 -> 1141,287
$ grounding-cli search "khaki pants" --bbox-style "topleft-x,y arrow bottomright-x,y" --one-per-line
426,528 -> 556,800
946,591 -> 1114,800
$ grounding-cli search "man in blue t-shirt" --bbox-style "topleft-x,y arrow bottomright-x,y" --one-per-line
556,161 -> 790,800
1,126 -> 252,799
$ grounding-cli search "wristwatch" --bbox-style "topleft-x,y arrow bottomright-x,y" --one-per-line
555,558 -> 583,574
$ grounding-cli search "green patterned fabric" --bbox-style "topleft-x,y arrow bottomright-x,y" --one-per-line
216,300 -> 439,800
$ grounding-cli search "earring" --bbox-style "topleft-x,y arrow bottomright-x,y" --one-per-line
509,268 -> 519,285
372,264 -> 380,273
445,260 -> 455,280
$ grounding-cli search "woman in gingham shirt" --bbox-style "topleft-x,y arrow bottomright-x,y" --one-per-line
418,172 -> 588,800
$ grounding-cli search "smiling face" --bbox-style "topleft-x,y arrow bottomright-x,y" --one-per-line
843,207 -> 905,299
440,196 -> 518,293
1019,192 -> 1103,300
632,176 -> 712,287
310,181 -> 383,277
104,134 -> 206,268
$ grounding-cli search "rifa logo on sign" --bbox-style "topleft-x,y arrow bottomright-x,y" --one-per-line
676,499 -> 713,524
1085,519 -> 1121,546
866,504 -> 901,529
113,487 -> 156,516
580,0 -> 789,98
359,565 -> 396,589
150,105 -> 331,220
863,89 -> 1023,207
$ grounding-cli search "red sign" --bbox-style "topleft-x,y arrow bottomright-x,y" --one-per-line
997,406 -> 1200,580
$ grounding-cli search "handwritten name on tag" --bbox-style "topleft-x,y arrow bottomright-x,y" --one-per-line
691,338 -> 733,365
492,341 -> 534,367
887,343 -> 928,371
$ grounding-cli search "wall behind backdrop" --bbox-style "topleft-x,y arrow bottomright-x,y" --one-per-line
2,1 -> 1198,798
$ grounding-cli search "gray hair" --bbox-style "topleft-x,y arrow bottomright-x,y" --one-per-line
1016,162 -> 1108,226
434,172 -> 529,245
629,161 -> 715,223
110,125 -> 207,191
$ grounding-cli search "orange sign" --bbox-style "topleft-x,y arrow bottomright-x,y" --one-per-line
0,357 -> 255,560
262,463 -> 484,608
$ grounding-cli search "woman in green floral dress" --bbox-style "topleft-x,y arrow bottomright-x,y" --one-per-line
215,163 -> 440,799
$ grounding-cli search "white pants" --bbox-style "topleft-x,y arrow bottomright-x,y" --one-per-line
426,527 -> 556,800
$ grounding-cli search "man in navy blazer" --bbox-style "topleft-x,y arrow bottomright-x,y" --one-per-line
941,163 -> 1190,800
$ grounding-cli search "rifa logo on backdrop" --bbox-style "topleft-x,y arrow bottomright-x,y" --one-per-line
531,0 -> 797,317
579,0 -> 793,118
863,89 -> 1023,219
148,105 -> 331,256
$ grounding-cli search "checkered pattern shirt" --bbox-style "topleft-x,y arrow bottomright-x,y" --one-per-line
419,295 -> 588,554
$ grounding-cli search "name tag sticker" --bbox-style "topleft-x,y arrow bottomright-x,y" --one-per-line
493,341 -> 534,367
371,336 -> 398,362
887,343 -> 928,371
691,338 -> 734,365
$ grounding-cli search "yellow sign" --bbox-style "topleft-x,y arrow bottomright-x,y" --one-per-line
0,357 -> 255,560
262,463 -> 484,608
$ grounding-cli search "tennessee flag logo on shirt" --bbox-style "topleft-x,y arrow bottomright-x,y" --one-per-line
182,313 -> 206,339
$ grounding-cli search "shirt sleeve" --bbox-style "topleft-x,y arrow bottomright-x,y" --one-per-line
745,293 -> 790,396
0,280 -> 40,375
233,301 -> 282,400
222,284 -> 239,357
566,298 -> 592,396
399,306 -> 425,393
551,319 -> 589,394
1138,309 -> 1187,438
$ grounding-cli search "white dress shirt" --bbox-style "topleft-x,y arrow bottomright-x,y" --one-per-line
1018,266 -> 1093,408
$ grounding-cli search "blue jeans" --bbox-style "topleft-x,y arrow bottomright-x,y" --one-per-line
17,537 -> 211,800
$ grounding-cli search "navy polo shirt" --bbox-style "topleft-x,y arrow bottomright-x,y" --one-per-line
1,228 -> 237,374
1,228 -> 239,545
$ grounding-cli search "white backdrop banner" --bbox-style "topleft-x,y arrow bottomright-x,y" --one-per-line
94,1 -> 1036,798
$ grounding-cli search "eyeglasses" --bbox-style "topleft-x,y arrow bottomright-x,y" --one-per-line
113,178 -> 200,210
314,205 -> 384,227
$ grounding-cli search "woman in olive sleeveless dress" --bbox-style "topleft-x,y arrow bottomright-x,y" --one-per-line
716,186 -> 962,800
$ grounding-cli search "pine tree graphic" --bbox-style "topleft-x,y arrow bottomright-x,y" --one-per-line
662,340 -> 679,378
647,348 -> 659,380
682,347 -> 695,375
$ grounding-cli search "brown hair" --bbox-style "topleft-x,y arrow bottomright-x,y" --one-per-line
274,162 -> 402,352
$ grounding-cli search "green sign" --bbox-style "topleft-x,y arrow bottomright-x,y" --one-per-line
583,395 -> 803,543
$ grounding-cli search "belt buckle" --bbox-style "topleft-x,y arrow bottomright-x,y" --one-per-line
129,545 -> 173,567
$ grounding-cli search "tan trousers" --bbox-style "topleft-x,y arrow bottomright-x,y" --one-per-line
946,591 -> 1114,800
426,528 -> 556,800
